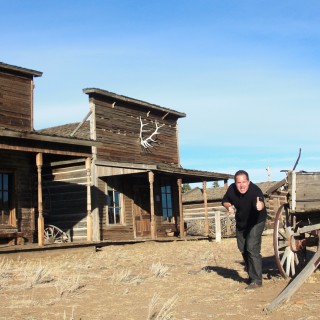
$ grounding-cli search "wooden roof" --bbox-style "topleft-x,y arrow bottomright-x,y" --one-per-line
0,126 -> 97,157
95,159 -> 233,183
182,181 -> 284,203
156,164 -> 233,182
0,62 -> 42,77
0,126 -> 94,146
38,121 -> 90,140
83,88 -> 186,118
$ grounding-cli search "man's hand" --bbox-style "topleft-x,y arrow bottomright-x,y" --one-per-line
228,205 -> 235,215
256,197 -> 264,211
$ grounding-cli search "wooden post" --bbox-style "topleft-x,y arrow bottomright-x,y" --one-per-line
203,181 -> 209,237
265,247 -> 320,313
224,179 -> 228,189
86,157 -> 93,242
36,153 -> 44,247
177,178 -> 184,238
226,211 -> 231,236
215,211 -> 221,242
148,171 -> 156,240
291,171 -> 296,212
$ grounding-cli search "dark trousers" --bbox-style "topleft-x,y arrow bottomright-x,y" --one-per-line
236,220 -> 265,284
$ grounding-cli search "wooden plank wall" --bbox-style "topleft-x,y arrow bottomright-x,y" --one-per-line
0,150 -> 35,242
0,71 -> 32,131
288,173 -> 320,212
42,161 -> 88,242
98,177 -> 135,241
93,97 -> 180,165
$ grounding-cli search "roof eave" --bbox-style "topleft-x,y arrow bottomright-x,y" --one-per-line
83,87 -> 186,118
0,128 -> 98,147
0,62 -> 43,77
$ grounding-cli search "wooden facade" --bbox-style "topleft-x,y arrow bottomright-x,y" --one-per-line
0,62 -> 95,245
1,61 -> 233,246
87,88 -> 234,241
41,88 -> 233,242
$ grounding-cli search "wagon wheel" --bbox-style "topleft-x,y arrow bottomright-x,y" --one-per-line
44,225 -> 70,244
273,205 -> 306,278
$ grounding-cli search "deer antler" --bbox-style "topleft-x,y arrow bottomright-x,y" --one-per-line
139,116 -> 165,149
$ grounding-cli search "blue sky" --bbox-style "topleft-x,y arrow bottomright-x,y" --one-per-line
1,0 -> 320,184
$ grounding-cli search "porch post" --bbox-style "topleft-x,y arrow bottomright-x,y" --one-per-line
203,180 -> 209,237
148,171 -> 156,240
177,178 -> 184,238
86,157 -> 93,242
36,153 -> 44,247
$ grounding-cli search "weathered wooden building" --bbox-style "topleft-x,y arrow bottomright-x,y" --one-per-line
41,88 -> 233,241
0,62 -> 96,245
1,61 -> 234,245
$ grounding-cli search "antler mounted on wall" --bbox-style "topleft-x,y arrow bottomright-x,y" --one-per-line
139,116 -> 165,150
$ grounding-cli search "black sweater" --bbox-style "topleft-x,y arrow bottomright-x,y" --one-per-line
222,182 -> 267,230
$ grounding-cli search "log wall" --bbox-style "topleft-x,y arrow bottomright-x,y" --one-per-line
42,161 -> 88,241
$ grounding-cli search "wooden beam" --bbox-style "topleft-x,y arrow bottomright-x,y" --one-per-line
0,144 -> 91,157
148,171 -> 156,240
177,178 -> 184,238
265,247 -> 320,313
36,153 -> 44,247
203,181 -> 209,236
86,157 -> 93,242
70,110 -> 92,137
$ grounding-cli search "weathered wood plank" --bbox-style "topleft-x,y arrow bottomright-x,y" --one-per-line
265,248 -> 320,313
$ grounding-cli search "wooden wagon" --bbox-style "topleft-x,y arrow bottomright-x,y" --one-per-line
266,150 -> 320,312
274,171 -> 320,278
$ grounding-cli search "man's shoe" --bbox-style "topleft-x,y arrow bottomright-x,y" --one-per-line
245,282 -> 262,290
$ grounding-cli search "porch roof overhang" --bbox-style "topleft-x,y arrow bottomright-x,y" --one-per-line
95,160 -> 233,183
0,127 -> 98,157
155,164 -> 233,183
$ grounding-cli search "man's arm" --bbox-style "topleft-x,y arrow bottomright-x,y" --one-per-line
223,201 -> 235,214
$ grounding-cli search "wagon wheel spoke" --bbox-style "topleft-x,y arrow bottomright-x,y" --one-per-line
273,205 -> 305,278
44,225 -> 70,244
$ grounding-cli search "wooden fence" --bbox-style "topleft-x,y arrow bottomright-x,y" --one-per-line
184,206 -> 236,241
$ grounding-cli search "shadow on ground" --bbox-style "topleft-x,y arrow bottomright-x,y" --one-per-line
202,254 -> 281,283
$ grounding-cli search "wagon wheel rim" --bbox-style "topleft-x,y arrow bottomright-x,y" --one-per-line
273,205 -> 305,278
44,225 -> 70,244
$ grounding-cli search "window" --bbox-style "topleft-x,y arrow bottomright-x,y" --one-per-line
161,182 -> 173,221
0,173 -> 12,225
107,187 -> 122,225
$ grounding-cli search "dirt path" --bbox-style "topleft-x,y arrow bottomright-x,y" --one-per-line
0,234 -> 319,320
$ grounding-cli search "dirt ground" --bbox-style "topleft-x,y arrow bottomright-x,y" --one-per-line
0,234 -> 319,320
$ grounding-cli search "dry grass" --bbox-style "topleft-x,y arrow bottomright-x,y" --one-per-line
54,272 -> 82,298
0,235 -> 318,320
147,293 -> 178,320
150,261 -> 169,278
111,268 -> 144,285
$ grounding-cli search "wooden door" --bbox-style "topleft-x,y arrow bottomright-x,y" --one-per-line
133,186 -> 151,237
